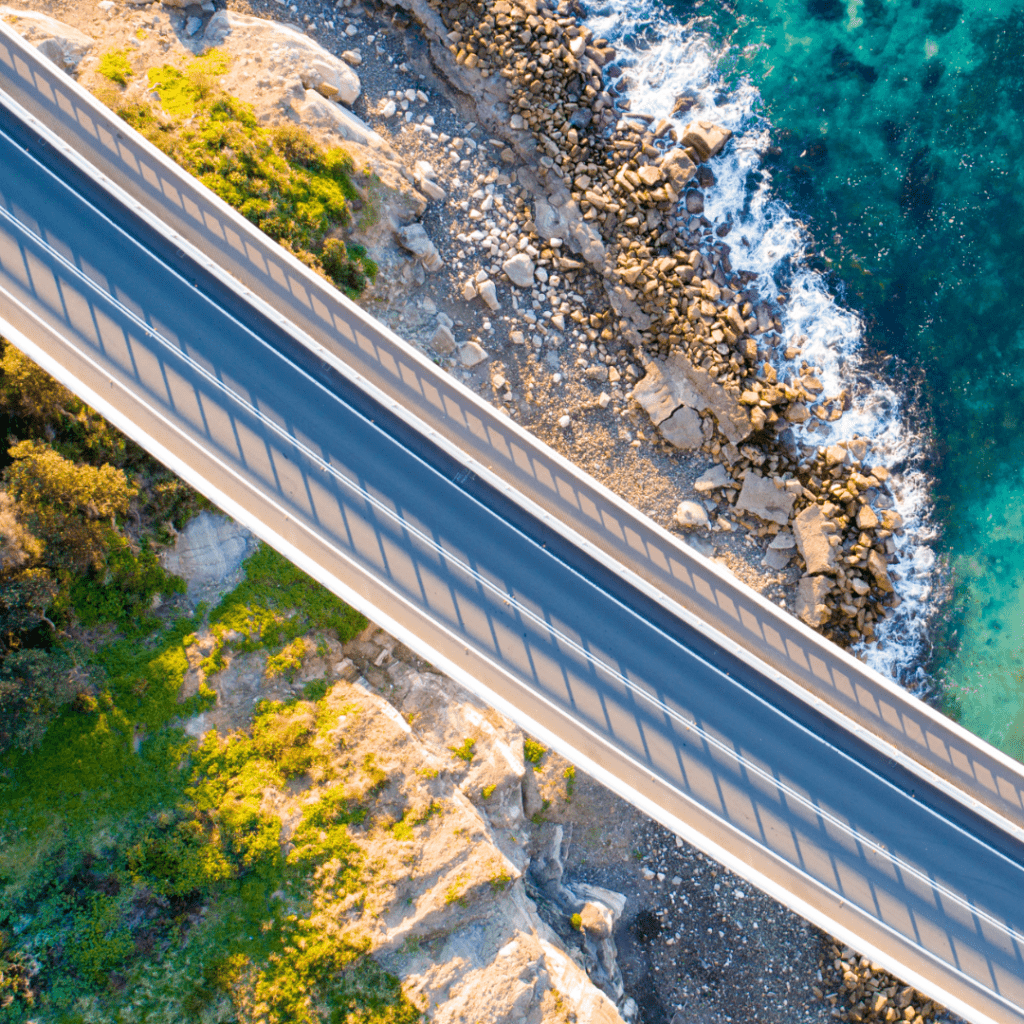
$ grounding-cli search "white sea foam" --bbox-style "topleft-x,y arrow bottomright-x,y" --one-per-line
585,0 -> 939,684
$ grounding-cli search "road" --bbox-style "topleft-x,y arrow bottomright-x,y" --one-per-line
2,80 -> 1024,1024
4,26 -> 1023,848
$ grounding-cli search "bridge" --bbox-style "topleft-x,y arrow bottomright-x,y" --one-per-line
2,24 -> 1024,1024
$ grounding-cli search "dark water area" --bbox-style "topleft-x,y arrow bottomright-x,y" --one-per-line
595,0 -> 1024,753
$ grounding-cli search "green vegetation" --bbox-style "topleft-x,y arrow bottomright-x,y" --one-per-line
523,737 -> 546,770
117,88 -> 377,297
570,912 -> 582,931
443,876 -> 468,907
481,783 -> 496,800
0,572 -> 415,1022
0,341 -> 209,750
0,335 -> 411,1021
563,764 -> 576,801
0,40 -> 407,1022
146,49 -> 231,118
489,870 -> 512,893
97,47 -> 133,86
448,737 -> 475,763
200,542 -> 366,676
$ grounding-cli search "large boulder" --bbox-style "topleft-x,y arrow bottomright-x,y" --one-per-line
294,90 -> 387,150
660,406 -> 703,449
793,505 -> 838,575
680,120 -> 733,162
0,7 -> 93,70
735,472 -> 797,527
396,222 -> 443,272
693,465 -> 732,493
674,501 -> 709,530
658,148 -> 697,189
796,575 -> 831,626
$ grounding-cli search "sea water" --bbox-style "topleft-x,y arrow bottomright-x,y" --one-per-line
584,0 -> 1024,753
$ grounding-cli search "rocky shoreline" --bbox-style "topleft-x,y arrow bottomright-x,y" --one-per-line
347,0 -> 908,651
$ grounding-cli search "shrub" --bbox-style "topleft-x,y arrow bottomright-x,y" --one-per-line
98,48 -> 133,85
523,738 -> 546,769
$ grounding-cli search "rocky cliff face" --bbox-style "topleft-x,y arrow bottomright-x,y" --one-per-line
167,513 -> 628,1023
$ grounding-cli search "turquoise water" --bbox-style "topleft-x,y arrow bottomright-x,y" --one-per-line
592,0 -> 1024,753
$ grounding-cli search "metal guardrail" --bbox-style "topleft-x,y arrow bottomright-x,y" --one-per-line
2,27 -> 1024,1024
1,27 -> 1020,843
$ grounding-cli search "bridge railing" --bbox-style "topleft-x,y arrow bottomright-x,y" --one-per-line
2,22 -> 1023,840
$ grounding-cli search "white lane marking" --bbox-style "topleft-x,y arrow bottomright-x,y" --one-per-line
1,298 -> 1015,1024
8,61 -> 1024,868
7,97 -> 1024,870
3,137 -> 1024,945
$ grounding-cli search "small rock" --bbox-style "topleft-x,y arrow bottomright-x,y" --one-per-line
674,501 -> 710,530
502,252 -> 536,288
477,278 -> 499,311
430,324 -> 456,355
459,341 -> 488,367
185,15 -> 203,35
419,178 -> 447,202
768,531 -> 796,550
598,392 -> 611,409
856,505 -> 879,530
558,414 -> 571,428
762,546 -> 791,571
381,99 -> 397,117
866,549 -> 894,592
685,190 -> 704,214
462,280 -> 478,301
341,49 -> 362,65
825,444 -> 848,467
694,465 -> 732,492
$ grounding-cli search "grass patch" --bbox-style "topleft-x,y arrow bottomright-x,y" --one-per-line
201,543 -> 366,676
481,783 -> 496,799
448,737 -> 475,763
301,678 -> 330,702
563,764 -> 576,801
116,92 -> 377,297
489,869 -> 512,892
98,47 -> 133,85
571,912 -> 582,931
147,50 -> 232,119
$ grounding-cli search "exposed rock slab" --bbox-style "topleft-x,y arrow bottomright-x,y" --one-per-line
203,11 -> 360,105
793,505 -> 838,575
0,6 -> 92,70
632,353 -> 752,444
160,511 -> 256,595
796,575 -> 831,626
735,472 -> 797,527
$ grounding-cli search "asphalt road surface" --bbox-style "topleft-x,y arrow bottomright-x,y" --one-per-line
1,97 -> 1023,1024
